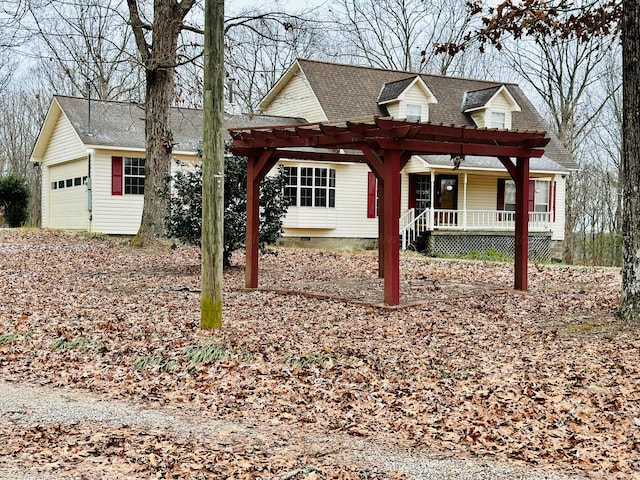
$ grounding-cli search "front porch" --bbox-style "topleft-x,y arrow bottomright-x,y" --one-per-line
400,207 -> 553,250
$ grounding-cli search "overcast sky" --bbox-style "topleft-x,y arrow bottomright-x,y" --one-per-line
227,0 -> 329,15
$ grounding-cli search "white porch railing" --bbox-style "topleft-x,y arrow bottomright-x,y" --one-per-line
400,208 -> 553,250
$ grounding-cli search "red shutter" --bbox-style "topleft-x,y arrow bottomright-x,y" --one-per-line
528,180 -> 535,212
551,180 -> 557,222
408,174 -> 417,209
497,178 -> 505,221
367,172 -> 377,218
112,156 -> 123,195
497,178 -> 505,210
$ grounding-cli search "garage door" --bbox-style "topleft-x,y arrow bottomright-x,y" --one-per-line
48,160 -> 88,230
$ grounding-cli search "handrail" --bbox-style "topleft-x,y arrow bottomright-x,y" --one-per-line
399,208 -> 553,249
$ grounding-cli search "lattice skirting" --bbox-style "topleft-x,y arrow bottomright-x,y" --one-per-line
422,232 -> 552,261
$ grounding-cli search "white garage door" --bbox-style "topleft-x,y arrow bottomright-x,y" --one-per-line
48,161 -> 88,230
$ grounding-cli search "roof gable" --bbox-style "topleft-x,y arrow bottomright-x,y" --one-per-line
377,76 -> 437,105
258,60 -> 325,120
462,85 -> 521,113
31,99 -> 74,162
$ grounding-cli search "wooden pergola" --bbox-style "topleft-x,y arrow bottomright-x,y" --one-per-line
229,117 -> 549,306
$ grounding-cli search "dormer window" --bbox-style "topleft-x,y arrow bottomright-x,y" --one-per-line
377,76 -> 437,123
463,85 -> 521,130
406,104 -> 422,122
491,112 -> 506,129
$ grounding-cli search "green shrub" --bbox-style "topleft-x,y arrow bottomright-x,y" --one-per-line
0,175 -> 30,227
165,150 -> 288,267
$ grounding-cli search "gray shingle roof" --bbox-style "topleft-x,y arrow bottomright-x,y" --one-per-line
295,59 -> 576,171
461,86 -> 503,112
420,154 -> 569,173
377,77 -> 418,104
54,95 -> 305,153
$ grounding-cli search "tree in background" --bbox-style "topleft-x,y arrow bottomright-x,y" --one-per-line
165,155 -> 288,268
0,88 -> 49,225
452,1 -> 640,320
328,0 -> 480,75
26,0 -> 143,101
500,35 -> 615,264
224,6 -> 326,113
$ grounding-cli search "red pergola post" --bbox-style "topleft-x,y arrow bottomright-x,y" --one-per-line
245,156 -> 260,289
380,150 -> 403,305
377,179 -> 385,279
245,150 -> 278,289
514,157 -> 530,290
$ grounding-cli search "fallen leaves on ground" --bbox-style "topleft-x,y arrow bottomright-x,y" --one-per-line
0,229 -> 638,478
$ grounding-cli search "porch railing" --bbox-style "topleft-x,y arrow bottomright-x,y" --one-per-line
400,208 -> 553,249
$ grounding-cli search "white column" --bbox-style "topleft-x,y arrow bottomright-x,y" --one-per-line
430,171 -> 435,229
463,172 -> 468,230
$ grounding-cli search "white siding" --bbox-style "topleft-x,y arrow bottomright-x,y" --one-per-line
551,175 -> 565,241
487,91 -> 515,128
465,175 -> 498,211
90,150 -> 144,235
471,111 -> 485,128
279,161 -> 378,238
400,85 -> 432,121
261,73 -> 327,122
40,112 -> 89,229
89,151 -> 199,235
386,103 -> 400,119
48,160 -> 89,230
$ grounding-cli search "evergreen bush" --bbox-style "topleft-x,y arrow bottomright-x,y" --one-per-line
165,153 -> 288,267
0,174 -> 30,227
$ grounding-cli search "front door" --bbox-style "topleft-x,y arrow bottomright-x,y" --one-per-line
435,175 -> 458,226
436,175 -> 458,210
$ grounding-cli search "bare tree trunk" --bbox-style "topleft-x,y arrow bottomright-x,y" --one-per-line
127,0 -> 196,247
620,0 -> 640,322
134,67 -> 174,246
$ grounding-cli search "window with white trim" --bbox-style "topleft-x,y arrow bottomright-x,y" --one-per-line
124,157 -> 145,195
406,104 -> 422,122
491,111 -> 506,129
504,179 -> 550,211
534,180 -> 549,212
283,166 -> 336,208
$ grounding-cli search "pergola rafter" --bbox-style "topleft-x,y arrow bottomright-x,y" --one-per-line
229,117 -> 550,305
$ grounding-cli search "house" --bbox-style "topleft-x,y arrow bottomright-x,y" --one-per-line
32,59 -> 574,261
30,95 -> 302,235
257,59 -> 575,260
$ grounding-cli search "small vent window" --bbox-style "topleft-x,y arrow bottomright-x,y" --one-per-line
406,104 -> 422,122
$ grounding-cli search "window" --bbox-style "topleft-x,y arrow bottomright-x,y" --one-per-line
283,166 -> 298,206
500,179 -> 551,212
124,157 -> 145,195
74,177 -> 82,186
534,181 -> 549,212
284,166 -> 336,208
491,112 -> 506,129
51,182 -> 58,190
406,104 -> 422,122
504,179 -> 516,211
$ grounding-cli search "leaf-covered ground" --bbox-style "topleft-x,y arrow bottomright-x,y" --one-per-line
0,229 -> 638,478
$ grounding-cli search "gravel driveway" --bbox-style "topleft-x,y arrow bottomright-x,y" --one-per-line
0,380 -> 586,480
